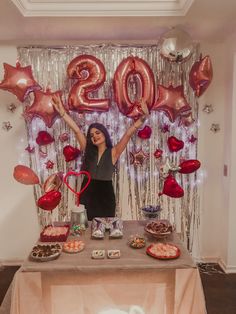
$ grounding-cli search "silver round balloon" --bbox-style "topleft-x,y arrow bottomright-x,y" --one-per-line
159,28 -> 194,62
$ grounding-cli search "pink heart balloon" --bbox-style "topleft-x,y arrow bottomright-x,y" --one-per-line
37,190 -> 61,211
167,136 -> 184,152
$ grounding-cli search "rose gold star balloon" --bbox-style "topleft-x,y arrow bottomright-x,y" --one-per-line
0,62 -> 41,102
189,55 -> 213,97
153,85 -> 191,123
129,149 -> 149,166
24,89 -> 62,128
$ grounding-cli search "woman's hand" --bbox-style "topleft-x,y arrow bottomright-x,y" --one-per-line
133,100 -> 149,129
52,94 -> 66,117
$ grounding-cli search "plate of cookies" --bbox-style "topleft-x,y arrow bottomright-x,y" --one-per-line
30,243 -> 62,262
63,239 -> 85,253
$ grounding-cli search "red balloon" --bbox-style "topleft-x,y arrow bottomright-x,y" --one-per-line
154,149 -> 163,159
189,55 -> 213,97
178,160 -> 201,174
67,55 -> 109,113
24,89 -> 62,128
63,145 -> 80,162
167,136 -> 184,152
37,190 -> 61,211
152,85 -> 191,123
159,174 -> 184,198
43,173 -> 62,193
113,56 -> 155,119
137,125 -> 152,139
36,131 -> 54,146
13,165 -> 39,185
0,62 -> 41,102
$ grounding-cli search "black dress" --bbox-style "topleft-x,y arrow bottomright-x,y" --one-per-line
80,148 -> 116,220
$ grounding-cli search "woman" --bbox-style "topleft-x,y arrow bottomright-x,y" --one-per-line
52,94 -> 148,220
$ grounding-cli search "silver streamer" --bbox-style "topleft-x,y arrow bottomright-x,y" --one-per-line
18,43 -> 201,258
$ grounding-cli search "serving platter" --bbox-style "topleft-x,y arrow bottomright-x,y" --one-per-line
146,243 -> 180,260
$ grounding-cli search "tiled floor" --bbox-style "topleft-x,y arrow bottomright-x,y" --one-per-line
1,264 -> 236,313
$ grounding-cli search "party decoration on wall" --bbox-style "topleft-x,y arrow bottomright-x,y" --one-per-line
202,104 -> 213,114
0,62 -> 41,102
160,123 -> 170,133
167,136 -> 184,152
153,85 -> 191,123
13,165 -> 39,185
188,135 -> 197,144
159,28 -> 194,63
178,111 -> 195,127
25,145 -> 35,153
2,121 -> 12,131
39,147 -> 48,158
45,160 -> 54,169
189,55 -> 213,97
64,170 -> 91,205
7,103 -> 17,113
154,149 -> 163,159
210,123 -> 220,133
137,125 -> 152,139
59,132 -> 70,142
37,190 -> 61,211
129,149 -> 149,166
63,145 -> 80,162
67,54 -> 109,113
178,159 -> 201,174
36,131 -> 54,146
24,89 -> 62,128
43,173 -> 62,193
160,157 -> 180,179
159,174 -> 184,198
113,56 -> 155,119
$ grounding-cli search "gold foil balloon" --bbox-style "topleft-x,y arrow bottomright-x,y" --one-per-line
159,28 -> 194,62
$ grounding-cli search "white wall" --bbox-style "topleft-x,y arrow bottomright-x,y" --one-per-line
0,42 -> 235,270
0,46 -> 39,264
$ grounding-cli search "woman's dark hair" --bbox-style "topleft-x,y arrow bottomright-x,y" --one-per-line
81,123 -> 113,171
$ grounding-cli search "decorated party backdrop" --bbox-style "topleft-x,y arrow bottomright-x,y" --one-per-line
0,29 -> 212,257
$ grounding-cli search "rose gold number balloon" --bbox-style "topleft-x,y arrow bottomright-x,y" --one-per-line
67,55 -> 109,113
113,56 -> 155,120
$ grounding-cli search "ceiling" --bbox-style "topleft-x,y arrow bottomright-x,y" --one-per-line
0,0 -> 236,44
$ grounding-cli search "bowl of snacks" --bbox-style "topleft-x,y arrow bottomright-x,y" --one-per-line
144,219 -> 173,239
128,235 -> 146,249
141,205 -> 162,219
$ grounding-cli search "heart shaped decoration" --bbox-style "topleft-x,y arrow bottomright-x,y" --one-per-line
159,174 -> 184,198
37,190 -> 61,211
137,125 -> 152,139
63,171 -> 91,204
63,145 -> 80,162
43,173 -> 62,193
36,131 -> 54,146
154,149 -> 163,159
167,136 -> 184,152
178,159 -> 201,174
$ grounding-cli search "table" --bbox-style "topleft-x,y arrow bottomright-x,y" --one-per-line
0,220 -> 206,314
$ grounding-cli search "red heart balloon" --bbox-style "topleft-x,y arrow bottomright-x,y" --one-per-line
36,131 -> 54,146
137,125 -> 152,139
178,160 -> 201,174
154,149 -> 163,159
37,190 -> 61,211
63,145 -> 80,162
167,136 -> 184,152
160,174 -> 184,198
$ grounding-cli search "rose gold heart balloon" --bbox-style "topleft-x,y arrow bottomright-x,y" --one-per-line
43,173 -> 62,193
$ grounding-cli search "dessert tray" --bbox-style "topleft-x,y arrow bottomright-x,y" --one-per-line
146,243 -> 180,260
30,243 -> 62,262
40,225 -> 70,242
63,239 -> 85,253
145,220 -> 173,238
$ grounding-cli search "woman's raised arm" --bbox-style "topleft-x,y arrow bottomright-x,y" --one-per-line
52,94 -> 87,151
112,100 -> 149,165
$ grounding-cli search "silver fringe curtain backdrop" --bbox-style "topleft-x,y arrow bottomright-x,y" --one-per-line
18,44 -> 201,257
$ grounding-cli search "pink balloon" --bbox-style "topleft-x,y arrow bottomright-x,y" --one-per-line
152,85 -> 191,123
0,62 -> 41,102
67,54 -> 109,113
189,55 -> 213,97
113,56 -> 155,119
24,89 -> 62,128
13,165 -> 39,185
